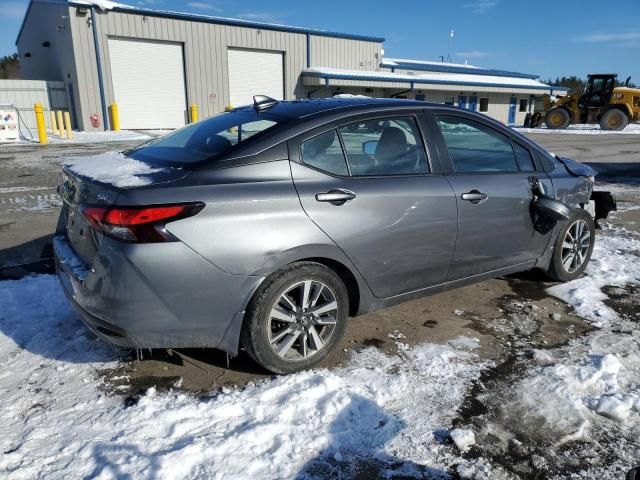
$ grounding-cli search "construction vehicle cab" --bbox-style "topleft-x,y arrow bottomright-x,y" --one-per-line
526,73 -> 640,131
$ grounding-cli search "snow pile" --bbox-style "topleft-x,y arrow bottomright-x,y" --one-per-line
476,226 -> 640,471
333,94 -> 371,99
450,428 -> 476,452
0,275 -> 489,479
64,151 -> 165,188
548,227 -> 640,327
47,129 -> 152,144
515,123 -> 640,135
507,336 -> 640,445
73,0 -> 132,11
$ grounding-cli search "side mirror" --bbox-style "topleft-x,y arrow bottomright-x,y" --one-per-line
533,197 -> 570,221
363,140 -> 378,155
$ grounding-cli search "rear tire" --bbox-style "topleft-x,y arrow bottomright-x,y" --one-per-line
547,209 -> 595,282
545,108 -> 571,129
241,261 -> 349,374
600,109 -> 628,131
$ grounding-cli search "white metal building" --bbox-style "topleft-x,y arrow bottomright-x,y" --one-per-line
15,0 -> 567,131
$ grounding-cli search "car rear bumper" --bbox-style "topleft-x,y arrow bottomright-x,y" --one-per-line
54,235 -> 263,354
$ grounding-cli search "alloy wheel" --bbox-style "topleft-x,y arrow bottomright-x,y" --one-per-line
561,219 -> 591,273
267,280 -> 339,361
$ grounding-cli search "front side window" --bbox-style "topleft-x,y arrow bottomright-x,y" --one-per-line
436,116 -> 518,173
300,130 -> 349,176
338,117 -> 429,176
513,141 -> 536,171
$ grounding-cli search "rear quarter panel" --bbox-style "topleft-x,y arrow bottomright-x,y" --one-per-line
117,160 -> 368,283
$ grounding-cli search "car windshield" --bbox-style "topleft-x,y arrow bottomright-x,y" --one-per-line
127,109 -> 287,167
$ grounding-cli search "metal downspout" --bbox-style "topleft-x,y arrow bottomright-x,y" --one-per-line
90,7 -> 109,131
390,81 -> 415,98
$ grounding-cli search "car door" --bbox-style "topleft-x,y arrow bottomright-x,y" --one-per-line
430,112 -> 551,281
289,113 -> 457,299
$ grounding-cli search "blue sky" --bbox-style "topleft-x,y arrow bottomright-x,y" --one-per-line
1,0 -> 639,82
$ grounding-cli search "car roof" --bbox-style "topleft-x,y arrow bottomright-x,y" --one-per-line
232,97 -> 441,119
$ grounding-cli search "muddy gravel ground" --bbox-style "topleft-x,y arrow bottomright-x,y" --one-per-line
0,132 -> 639,479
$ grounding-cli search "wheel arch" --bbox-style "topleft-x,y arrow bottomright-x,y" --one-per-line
298,257 -> 362,316
600,104 -> 632,119
245,241 -> 375,316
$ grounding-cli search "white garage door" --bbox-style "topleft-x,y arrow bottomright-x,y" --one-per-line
108,39 -> 187,130
228,49 -> 284,107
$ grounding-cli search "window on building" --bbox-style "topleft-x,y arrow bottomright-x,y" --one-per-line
519,98 -> 528,112
512,141 -> 536,171
300,130 -> 349,176
338,117 -> 429,176
436,115 -> 519,173
479,97 -> 489,112
444,96 -> 455,105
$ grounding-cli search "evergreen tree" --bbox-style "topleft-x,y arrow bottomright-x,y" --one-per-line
0,54 -> 20,79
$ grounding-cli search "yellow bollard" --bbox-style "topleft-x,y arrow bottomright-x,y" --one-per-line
49,110 -> 59,136
63,112 -> 73,140
34,103 -> 47,145
109,103 -> 120,131
189,103 -> 198,123
56,111 -> 64,138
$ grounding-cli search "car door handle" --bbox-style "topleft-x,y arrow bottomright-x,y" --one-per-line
315,189 -> 356,205
461,190 -> 489,204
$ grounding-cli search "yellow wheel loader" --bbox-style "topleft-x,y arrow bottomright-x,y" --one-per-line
525,74 -> 640,131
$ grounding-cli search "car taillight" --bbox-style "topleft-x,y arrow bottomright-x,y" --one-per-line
80,203 -> 204,243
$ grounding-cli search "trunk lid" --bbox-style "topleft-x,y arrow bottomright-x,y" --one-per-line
58,165 -> 123,265
58,154 -> 189,265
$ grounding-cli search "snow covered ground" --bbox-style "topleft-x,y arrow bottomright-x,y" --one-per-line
0,275 -> 492,479
470,224 -> 640,478
514,123 -> 640,135
0,208 -> 639,479
5,129 -> 154,145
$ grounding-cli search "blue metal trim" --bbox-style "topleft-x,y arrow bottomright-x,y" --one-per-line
66,1 -> 384,43
303,71 -> 555,92
90,7 -> 109,131
380,61 -> 539,80
306,33 -> 311,68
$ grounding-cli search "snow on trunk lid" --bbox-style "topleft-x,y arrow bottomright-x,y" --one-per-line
63,151 -> 167,189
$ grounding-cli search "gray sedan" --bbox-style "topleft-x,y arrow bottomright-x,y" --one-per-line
54,97 -> 613,374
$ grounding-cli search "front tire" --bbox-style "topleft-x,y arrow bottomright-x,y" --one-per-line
545,108 -> 571,129
600,109 -> 628,131
241,262 -> 349,374
547,209 -> 595,282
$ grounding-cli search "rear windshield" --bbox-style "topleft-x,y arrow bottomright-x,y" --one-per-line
127,109 -> 287,166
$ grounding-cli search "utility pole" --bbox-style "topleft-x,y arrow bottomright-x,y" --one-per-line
448,29 -> 454,62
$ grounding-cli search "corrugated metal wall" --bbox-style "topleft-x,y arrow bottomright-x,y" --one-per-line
66,6 -> 384,130
309,36 -> 381,70
68,7 -> 312,130
0,80 -> 68,130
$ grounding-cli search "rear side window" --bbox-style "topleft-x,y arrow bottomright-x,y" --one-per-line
436,116 -> 518,173
513,141 -> 536,171
338,117 -> 428,176
127,110 -> 284,166
300,130 -> 349,176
